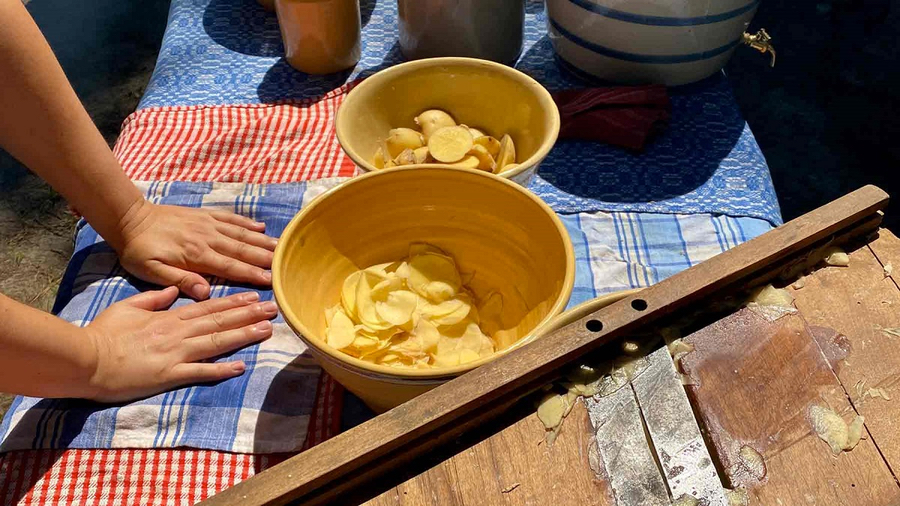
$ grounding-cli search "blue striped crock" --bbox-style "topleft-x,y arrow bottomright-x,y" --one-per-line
545,0 -> 759,85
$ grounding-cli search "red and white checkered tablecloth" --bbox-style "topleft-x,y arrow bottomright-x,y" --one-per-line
0,373 -> 344,506
0,368 -> 344,505
112,83 -> 358,183
1,449 -> 267,505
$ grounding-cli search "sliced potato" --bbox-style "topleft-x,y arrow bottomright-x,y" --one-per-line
428,126 -> 474,163
326,309 -> 356,349
375,290 -> 418,326
415,109 -> 456,141
408,252 -> 462,302
467,126 -> 486,138
473,135 -> 501,158
383,159 -> 397,169
340,270 -> 362,318
447,155 -> 480,170
496,134 -> 516,170
394,148 -> 417,166
467,144 -> 496,172
326,242 -> 501,369
373,147 -> 386,169
385,128 -> 425,158
413,146 -> 431,164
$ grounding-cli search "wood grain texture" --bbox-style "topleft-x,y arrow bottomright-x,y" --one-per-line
202,186 -> 889,506
869,228 -> 900,290
363,400 -> 612,506
790,230 -> 900,478
681,308 -> 900,505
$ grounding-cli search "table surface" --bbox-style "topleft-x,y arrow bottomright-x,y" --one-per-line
351,228 -> 900,506
137,0 -> 783,224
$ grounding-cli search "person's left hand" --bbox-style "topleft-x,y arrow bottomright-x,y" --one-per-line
112,201 -> 278,299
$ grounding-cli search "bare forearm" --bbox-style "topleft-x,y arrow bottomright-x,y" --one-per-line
0,0 -> 145,250
0,294 -> 98,398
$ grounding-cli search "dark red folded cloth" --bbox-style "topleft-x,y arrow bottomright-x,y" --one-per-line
552,85 -> 671,151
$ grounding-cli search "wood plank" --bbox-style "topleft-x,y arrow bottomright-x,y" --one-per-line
630,348 -> 727,505
790,232 -> 900,476
586,383 -> 668,505
869,228 -> 900,289
364,400 -> 612,506
203,186 -> 889,505
681,308 -> 900,505
477,403 -> 611,506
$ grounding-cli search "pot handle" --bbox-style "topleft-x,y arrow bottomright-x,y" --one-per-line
742,28 -> 776,67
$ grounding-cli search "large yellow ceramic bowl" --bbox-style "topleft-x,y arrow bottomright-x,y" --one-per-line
334,57 -> 561,187
272,166 -> 575,412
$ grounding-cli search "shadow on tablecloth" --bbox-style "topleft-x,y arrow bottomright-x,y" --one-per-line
519,36 -> 744,205
256,41 -> 403,104
201,0 -> 378,58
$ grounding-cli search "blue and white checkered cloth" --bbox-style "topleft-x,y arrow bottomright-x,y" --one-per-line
139,0 -> 782,225
0,181 -> 772,453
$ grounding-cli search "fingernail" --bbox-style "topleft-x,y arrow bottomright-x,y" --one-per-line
260,301 -> 278,314
232,361 -> 246,373
254,320 -> 273,333
242,292 -> 260,303
262,271 -> 273,283
255,220 -> 266,228
190,284 -> 209,299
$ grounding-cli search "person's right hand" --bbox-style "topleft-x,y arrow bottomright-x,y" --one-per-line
82,286 -> 277,403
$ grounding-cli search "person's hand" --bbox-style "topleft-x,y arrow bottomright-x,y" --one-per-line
82,287 -> 277,402
113,201 -> 278,299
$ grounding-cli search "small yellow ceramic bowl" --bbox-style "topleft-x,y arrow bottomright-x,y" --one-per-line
334,57 -> 561,186
272,166 -> 575,412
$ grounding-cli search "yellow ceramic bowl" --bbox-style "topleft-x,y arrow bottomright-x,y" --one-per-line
334,57 -> 561,186
272,166 -> 575,412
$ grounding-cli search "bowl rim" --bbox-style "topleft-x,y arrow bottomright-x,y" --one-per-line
272,165 -> 576,379
334,57 -> 561,181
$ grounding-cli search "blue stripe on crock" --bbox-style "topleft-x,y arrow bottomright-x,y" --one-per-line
549,18 -> 741,64
564,0 -> 759,26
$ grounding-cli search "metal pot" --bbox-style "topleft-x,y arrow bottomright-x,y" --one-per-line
397,0 -> 525,65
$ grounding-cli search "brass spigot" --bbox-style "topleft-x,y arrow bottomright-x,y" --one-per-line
742,28 -> 776,67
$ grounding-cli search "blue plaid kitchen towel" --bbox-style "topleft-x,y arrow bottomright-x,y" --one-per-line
0,180 -> 772,453
136,0 -> 783,225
